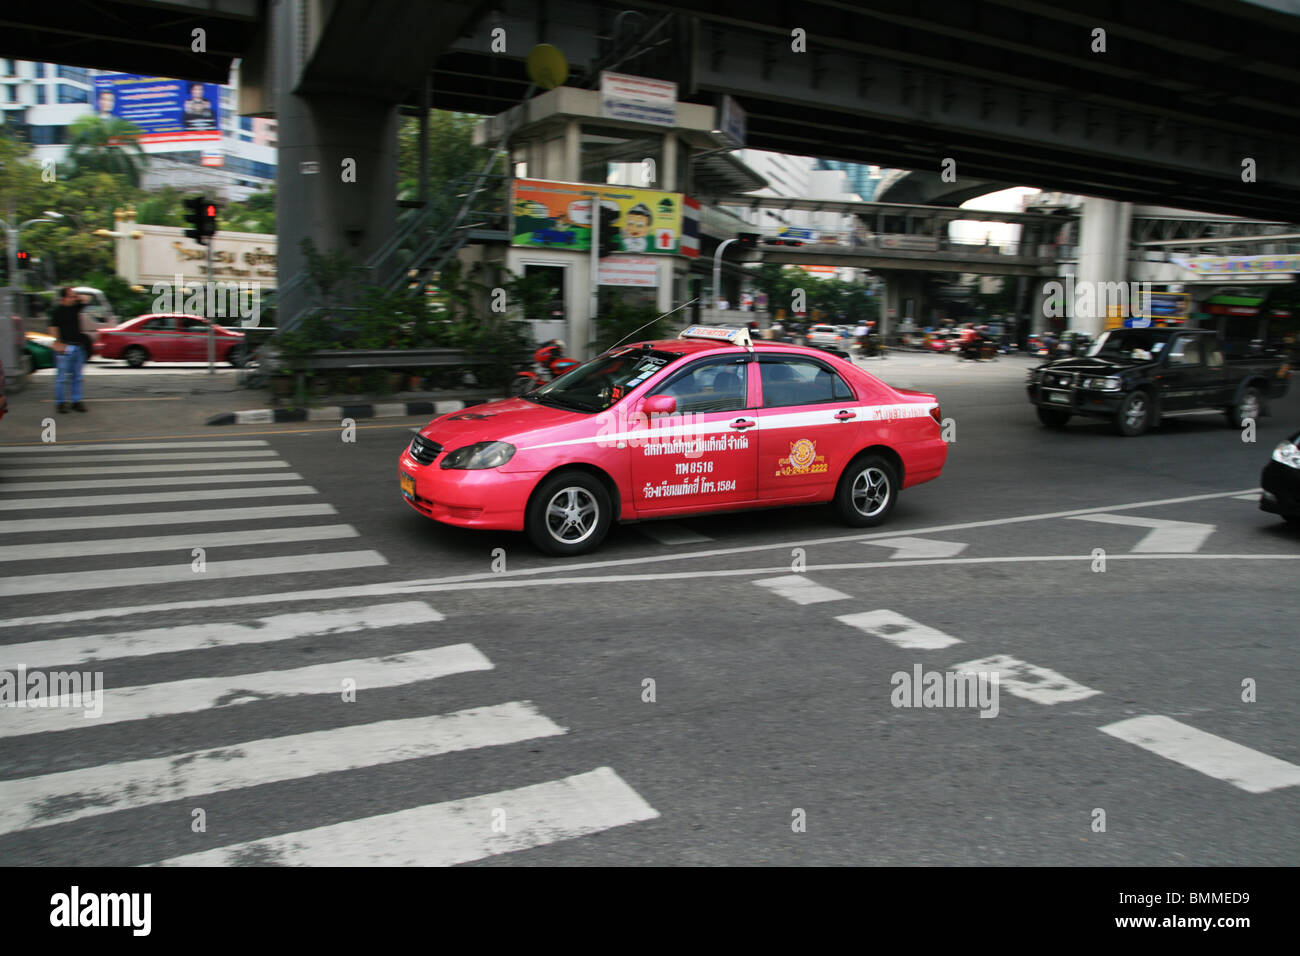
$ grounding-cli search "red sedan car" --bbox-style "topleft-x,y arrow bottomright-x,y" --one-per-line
94,314 -> 247,367
400,325 -> 948,555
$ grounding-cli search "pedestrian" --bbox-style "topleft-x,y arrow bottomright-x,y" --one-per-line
48,287 -> 91,413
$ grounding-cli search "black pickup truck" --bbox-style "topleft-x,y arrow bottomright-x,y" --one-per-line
1026,327 -> 1291,436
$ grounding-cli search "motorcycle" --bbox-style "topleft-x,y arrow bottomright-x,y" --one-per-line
509,340 -> 580,397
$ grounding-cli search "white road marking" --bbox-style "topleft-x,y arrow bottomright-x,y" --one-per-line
0,644 -> 492,738
0,550 -> 387,598
637,522 -> 713,546
0,441 -> 270,453
1233,494 -> 1260,501
863,536 -> 968,559
0,450 -> 279,464
0,472 -> 304,493
0,485 -> 316,511
0,601 -> 442,669
0,524 -> 359,563
6,552 -> 1300,630
948,654 -> 1101,705
2,460 -> 291,477
0,503 -> 337,535
754,574 -> 851,604
0,702 -> 565,836
1068,514 -> 1215,552
158,767 -> 658,866
1100,715 -> 1300,794
835,609 -> 962,649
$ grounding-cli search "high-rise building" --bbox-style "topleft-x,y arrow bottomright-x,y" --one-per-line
815,160 -> 885,201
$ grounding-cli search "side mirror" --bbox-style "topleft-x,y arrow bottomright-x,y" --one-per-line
642,394 -> 676,415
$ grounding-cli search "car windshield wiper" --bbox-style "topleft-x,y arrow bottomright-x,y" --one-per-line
531,391 -> 599,412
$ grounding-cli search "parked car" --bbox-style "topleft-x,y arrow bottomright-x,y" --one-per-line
94,314 -> 248,367
1027,327 -> 1291,436
805,324 -> 846,347
22,331 -> 58,375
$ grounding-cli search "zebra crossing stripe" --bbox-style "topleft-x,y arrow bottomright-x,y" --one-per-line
754,575 -> 851,604
0,473 -> 305,493
0,550 -> 387,597
2,461 -> 292,478
0,503 -> 337,535
0,644 -> 493,738
157,767 -> 659,866
0,450 -> 280,464
0,601 -> 441,669
0,485 -> 316,511
0,441 -> 271,453
0,524 -> 360,563
1100,715 -> 1300,794
0,701 -> 567,836
834,609 -> 962,649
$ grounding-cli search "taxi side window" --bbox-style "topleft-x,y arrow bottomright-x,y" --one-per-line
759,358 -> 853,408
650,358 -> 749,413
1168,336 -> 1203,366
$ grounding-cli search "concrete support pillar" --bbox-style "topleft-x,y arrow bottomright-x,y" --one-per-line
564,119 -> 580,182
662,132 -> 677,192
1074,196 -> 1133,335
273,2 -> 399,329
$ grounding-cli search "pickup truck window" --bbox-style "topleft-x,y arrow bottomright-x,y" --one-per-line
1167,336 -> 1203,367
1205,340 -> 1224,368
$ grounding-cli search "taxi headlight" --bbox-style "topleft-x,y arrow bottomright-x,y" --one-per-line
440,441 -> 516,470
1272,439 -> 1300,470
1084,376 -> 1122,390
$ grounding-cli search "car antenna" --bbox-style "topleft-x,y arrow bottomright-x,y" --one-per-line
609,298 -> 700,351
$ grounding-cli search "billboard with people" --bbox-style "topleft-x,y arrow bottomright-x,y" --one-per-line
93,74 -> 221,144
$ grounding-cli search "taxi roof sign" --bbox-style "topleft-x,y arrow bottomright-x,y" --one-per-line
679,325 -> 753,348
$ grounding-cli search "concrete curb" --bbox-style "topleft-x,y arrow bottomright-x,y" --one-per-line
206,398 -> 489,426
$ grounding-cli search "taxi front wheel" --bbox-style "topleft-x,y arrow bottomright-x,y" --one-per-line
526,471 -> 612,556
834,454 -> 898,527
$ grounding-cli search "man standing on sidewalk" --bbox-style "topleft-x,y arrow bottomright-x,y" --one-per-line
48,287 -> 91,413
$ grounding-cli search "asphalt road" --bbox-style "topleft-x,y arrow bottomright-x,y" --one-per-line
1,351 -> 1296,866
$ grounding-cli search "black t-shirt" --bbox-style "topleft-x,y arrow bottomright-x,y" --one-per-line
50,302 -> 90,348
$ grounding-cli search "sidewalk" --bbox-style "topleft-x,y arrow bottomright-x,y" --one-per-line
0,364 -> 489,442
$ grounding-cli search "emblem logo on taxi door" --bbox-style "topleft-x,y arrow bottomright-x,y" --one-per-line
776,438 -> 828,477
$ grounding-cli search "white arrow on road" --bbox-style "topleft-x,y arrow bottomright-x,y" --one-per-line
863,536 -> 968,560
1068,514 -> 1215,552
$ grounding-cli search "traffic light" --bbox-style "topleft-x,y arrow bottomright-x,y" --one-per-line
15,250 -> 30,269
763,237 -> 803,247
737,232 -> 760,249
183,196 -> 218,246
597,204 -> 620,257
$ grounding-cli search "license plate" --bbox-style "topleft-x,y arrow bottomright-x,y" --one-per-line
400,473 -> 415,498
1047,392 -> 1070,404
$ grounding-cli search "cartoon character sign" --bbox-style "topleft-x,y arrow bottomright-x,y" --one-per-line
619,203 -> 653,252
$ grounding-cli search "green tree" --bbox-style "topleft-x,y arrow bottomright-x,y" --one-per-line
222,186 -> 276,234
66,115 -> 148,186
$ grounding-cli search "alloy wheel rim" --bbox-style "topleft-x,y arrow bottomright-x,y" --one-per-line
1125,396 -> 1146,429
546,487 -> 598,543
1241,393 -> 1260,420
851,467 -> 890,517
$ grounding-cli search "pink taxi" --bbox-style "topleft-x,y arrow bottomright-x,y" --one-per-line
399,326 -> 948,555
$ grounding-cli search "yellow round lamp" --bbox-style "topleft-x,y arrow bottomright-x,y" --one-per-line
526,44 -> 569,90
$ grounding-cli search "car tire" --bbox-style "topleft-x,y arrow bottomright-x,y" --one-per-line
227,346 -> 247,368
1036,406 -> 1071,428
833,453 -> 899,527
1284,515 -> 1300,527
1114,390 -> 1152,436
526,471 -> 612,556
1226,386 -> 1262,429
124,346 -> 148,368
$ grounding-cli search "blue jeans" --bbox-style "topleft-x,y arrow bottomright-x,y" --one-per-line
55,344 -> 85,404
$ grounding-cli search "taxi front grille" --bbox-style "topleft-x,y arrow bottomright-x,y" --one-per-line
408,435 -> 442,465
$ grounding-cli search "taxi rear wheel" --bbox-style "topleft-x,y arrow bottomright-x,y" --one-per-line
834,454 -> 898,527
526,471 -> 612,556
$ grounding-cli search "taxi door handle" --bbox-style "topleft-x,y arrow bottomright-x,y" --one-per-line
730,418 -> 756,430
834,410 -> 856,421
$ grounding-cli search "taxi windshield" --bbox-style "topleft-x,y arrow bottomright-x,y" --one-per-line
527,347 -> 681,412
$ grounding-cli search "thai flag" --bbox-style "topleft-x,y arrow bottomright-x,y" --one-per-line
681,196 -> 700,258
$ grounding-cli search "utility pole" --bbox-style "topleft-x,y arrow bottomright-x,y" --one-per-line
712,237 -> 738,322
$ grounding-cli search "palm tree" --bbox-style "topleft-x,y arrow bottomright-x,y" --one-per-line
66,115 -> 148,186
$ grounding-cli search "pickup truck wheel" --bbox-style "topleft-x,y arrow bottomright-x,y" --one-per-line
1036,406 -> 1071,428
1114,390 -> 1152,436
834,454 -> 898,527
1226,386 -> 1262,429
